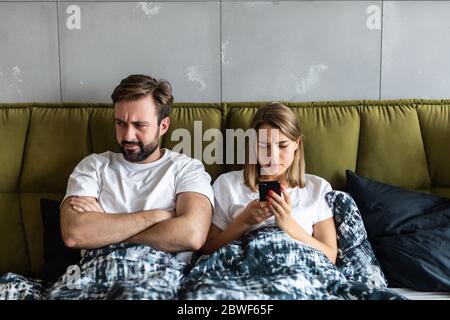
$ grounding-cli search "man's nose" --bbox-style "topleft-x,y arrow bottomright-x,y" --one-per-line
123,125 -> 136,141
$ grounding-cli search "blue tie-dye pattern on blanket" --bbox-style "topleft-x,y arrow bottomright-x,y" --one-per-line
178,191 -> 406,300
179,226 -> 404,300
0,243 -> 187,300
0,191 -> 407,300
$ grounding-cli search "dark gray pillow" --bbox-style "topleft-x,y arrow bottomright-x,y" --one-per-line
345,170 -> 450,292
40,198 -> 81,284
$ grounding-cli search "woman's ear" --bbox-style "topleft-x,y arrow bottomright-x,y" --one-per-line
294,138 -> 301,149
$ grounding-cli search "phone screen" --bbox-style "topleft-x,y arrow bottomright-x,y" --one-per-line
259,181 -> 281,202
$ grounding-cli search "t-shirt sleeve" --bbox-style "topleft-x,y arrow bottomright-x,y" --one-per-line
62,155 -> 101,205
175,159 -> 214,209
313,179 -> 334,224
211,175 -> 231,231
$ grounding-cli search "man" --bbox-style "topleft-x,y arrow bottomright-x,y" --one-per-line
60,74 -> 213,255
47,74 -> 214,299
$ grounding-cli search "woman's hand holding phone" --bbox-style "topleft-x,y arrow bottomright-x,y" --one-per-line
236,199 -> 273,227
266,185 -> 296,234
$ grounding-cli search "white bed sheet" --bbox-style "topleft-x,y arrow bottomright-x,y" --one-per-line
391,288 -> 450,300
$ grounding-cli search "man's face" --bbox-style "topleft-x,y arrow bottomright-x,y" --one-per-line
114,95 -> 169,163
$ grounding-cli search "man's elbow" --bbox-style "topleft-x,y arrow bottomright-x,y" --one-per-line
181,206 -> 212,251
61,226 -> 85,249
60,203 -> 83,248
185,226 -> 209,251
62,233 -> 78,249
187,233 -> 206,251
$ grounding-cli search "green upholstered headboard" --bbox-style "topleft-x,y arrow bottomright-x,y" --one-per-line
0,99 -> 449,277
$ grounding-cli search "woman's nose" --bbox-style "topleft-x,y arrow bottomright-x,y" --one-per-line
269,145 -> 280,160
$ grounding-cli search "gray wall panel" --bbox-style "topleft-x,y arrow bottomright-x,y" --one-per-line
59,2 -> 220,102
382,1 -> 450,99
0,1 -> 53,2
222,1 -> 381,102
0,0 -> 211,2
2,1 -> 450,103
0,2 -> 60,102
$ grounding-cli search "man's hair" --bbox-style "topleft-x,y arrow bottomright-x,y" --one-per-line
111,74 -> 174,124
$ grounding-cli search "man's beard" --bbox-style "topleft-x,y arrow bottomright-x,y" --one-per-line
120,136 -> 160,163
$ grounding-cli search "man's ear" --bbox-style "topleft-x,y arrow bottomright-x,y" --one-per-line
159,117 -> 170,136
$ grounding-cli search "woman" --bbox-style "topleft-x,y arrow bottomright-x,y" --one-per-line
201,102 -> 337,263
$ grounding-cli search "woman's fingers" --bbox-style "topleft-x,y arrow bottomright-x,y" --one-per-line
269,199 -> 285,216
255,206 -> 269,217
259,201 -> 269,208
270,204 -> 281,218
260,207 -> 272,218
267,191 -> 290,213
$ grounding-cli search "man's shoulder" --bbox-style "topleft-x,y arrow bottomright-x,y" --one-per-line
166,149 -> 203,168
78,151 -> 116,167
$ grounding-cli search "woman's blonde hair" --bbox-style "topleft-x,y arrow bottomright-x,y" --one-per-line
243,102 -> 305,191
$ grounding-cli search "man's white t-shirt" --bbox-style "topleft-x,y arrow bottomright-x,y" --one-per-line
212,170 -> 333,236
62,148 -> 214,263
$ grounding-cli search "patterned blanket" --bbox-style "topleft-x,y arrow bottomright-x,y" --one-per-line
179,226 -> 405,300
0,243 -> 187,300
0,191 -> 407,300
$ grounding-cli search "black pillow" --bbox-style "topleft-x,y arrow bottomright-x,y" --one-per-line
40,198 -> 81,284
345,170 -> 450,292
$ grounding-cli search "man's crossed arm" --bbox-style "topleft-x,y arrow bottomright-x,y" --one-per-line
60,192 -> 212,252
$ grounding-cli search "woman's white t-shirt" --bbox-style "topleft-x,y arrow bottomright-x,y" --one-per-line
212,170 -> 333,235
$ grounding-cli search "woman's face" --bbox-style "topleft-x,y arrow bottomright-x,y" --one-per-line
257,123 -> 299,179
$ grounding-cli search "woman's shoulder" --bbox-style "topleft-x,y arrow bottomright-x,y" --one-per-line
304,173 -> 332,191
212,170 -> 246,205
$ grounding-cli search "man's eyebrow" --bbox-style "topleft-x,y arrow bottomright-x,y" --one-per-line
131,121 -> 150,125
113,119 -> 150,125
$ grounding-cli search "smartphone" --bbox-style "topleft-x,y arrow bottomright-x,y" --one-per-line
259,181 -> 281,202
